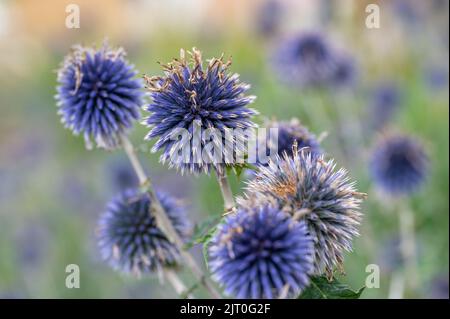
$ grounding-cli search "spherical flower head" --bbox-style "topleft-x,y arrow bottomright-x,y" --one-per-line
143,48 -> 258,174
330,55 -> 357,88
208,204 -> 314,299
256,118 -> 321,166
271,32 -> 338,88
56,42 -> 143,150
370,134 -> 428,195
97,189 -> 190,276
244,150 -> 364,276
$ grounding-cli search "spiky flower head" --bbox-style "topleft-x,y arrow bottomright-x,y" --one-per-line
243,149 -> 364,276
97,189 -> 189,276
142,48 -> 258,174
370,134 -> 427,195
256,118 -> 321,166
271,32 -> 339,88
208,204 -> 314,299
56,41 -> 143,149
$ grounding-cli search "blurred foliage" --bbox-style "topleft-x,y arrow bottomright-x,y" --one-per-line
0,0 -> 448,298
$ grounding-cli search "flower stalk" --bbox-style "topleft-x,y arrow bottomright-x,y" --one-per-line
215,169 -> 236,214
120,134 -> 221,299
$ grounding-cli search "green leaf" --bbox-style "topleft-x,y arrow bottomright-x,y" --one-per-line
298,276 -> 365,299
183,216 -> 222,250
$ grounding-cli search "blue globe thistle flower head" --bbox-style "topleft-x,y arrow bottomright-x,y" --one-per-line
243,149 -> 364,276
330,55 -> 357,89
370,134 -> 428,195
271,32 -> 338,88
97,189 -> 190,276
208,204 -> 314,299
56,41 -> 143,150
368,83 -> 401,131
143,48 -> 258,175
256,118 -> 322,166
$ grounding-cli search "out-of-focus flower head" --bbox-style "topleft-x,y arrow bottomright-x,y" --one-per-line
208,204 -> 314,299
243,149 -> 364,276
143,48 -> 258,175
271,32 -> 338,89
56,41 -> 143,149
97,189 -> 190,276
370,134 -> 428,195
330,54 -> 357,88
255,118 -> 322,167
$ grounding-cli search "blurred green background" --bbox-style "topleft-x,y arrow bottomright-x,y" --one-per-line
0,0 -> 448,298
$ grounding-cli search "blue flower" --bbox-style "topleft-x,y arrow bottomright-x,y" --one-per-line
97,189 -> 190,276
256,119 -> 321,166
330,55 -> 357,88
56,42 -> 143,149
370,134 -> 428,195
244,150 -> 364,275
209,204 -> 314,299
143,48 -> 258,174
271,32 -> 338,88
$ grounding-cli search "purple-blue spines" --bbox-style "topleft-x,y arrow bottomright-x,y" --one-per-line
257,119 -> 321,166
97,189 -> 190,275
143,48 -> 258,174
245,150 -> 363,275
370,134 -> 428,195
208,205 -> 314,299
56,43 -> 143,149
271,32 -> 338,88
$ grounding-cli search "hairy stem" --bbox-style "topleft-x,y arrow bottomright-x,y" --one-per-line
164,269 -> 193,298
215,169 -> 236,214
120,134 -> 221,299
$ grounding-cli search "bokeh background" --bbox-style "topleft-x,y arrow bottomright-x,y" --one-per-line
0,0 -> 448,298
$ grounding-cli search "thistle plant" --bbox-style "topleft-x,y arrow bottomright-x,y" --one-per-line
56,41 -> 221,298
142,48 -> 257,175
243,148 -> 365,276
209,204 -> 314,298
97,189 -> 190,275
142,48 -> 258,212
56,42 -> 143,150
369,133 -> 428,297
370,133 -> 427,195
255,118 -> 322,167
56,41 -> 368,299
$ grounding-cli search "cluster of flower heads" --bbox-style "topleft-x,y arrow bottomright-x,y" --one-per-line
97,189 -> 190,276
56,42 -> 143,149
55,43 -> 369,299
271,32 -> 356,89
245,149 -> 364,275
142,48 -> 258,175
209,148 -> 364,298
370,133 -> 428,195
255,118 -> 322,166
